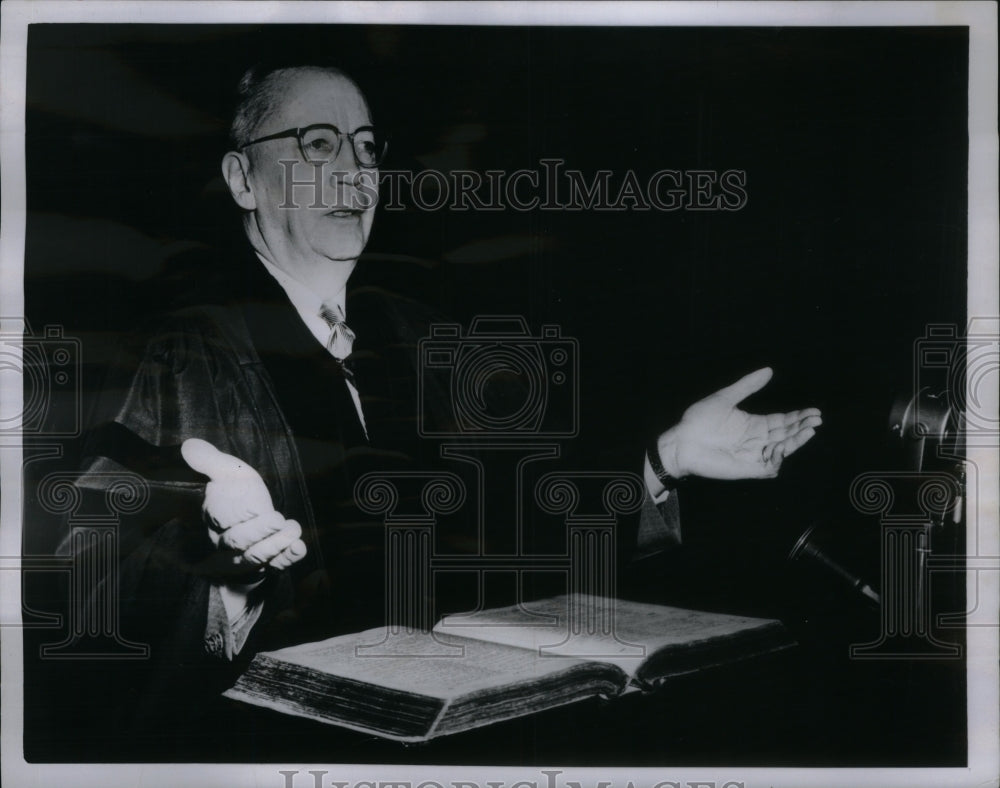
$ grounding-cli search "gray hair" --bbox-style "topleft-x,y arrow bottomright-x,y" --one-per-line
229,64 -> 355,149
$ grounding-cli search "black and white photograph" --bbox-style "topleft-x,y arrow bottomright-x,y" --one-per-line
1,3 -> 997,787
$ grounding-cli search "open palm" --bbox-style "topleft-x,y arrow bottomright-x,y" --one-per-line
667,367 -> 822,480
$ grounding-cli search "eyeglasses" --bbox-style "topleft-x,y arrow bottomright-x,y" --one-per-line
240,123 -> 388,168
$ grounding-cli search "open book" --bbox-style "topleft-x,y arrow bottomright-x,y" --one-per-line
223,594 -> 794,742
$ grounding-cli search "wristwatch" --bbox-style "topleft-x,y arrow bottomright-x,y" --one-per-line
647,438 -> 681,492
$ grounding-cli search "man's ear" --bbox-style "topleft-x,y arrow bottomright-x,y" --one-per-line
221,151 -> 256,211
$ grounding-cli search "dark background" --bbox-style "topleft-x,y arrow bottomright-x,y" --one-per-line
22,24 -> 968,765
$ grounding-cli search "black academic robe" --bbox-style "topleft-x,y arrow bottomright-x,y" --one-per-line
67,252 -> 478,739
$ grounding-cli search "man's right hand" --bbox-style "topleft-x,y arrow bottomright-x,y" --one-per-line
180,438 -> 307,574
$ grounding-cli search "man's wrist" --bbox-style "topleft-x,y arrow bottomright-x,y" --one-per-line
647,428 -> 685,494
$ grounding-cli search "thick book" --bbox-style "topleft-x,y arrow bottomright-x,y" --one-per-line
223,594 -> 795,742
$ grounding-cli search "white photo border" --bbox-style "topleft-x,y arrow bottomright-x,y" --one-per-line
1,2 -> 996,787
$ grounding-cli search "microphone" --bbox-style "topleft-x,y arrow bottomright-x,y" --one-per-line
788,524 -> 880,607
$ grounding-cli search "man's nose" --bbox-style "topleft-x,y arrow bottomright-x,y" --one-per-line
326,146 -> 377,209
330,137 -> 362,174
327,147 -> 364,203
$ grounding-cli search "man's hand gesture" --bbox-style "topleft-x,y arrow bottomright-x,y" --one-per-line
181,438 -> 307,577
654,367 -> 822,481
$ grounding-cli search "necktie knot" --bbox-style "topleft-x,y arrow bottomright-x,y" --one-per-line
319,303 -> 356,360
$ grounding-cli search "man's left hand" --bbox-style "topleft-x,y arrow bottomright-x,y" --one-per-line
653,367 -> 822,481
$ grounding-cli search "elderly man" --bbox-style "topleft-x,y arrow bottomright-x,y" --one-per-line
72,64 -> 821,740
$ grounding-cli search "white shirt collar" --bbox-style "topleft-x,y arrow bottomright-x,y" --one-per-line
256,254 -> 348,355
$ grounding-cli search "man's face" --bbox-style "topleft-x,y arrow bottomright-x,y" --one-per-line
244,71 -> 378,292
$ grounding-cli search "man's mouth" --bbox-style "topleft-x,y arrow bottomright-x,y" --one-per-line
326,208 -> 362,218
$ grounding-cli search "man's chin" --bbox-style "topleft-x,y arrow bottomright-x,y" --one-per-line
319,249 -> 364,263
312,225 -> 368,263
312,235 -> 367,263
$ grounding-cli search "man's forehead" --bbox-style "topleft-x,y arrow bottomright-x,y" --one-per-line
267,70 -> 371,129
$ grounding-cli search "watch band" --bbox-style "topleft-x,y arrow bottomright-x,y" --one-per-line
647,438 -> 681,492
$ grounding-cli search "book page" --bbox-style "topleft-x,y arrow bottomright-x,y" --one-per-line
435,594 -> 788,677
248,626 -> 615,700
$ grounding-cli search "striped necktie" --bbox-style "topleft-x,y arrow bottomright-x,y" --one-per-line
319,303 -> 357,380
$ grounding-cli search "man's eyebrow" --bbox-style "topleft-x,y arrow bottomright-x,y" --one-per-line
307,122 -> 377,132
